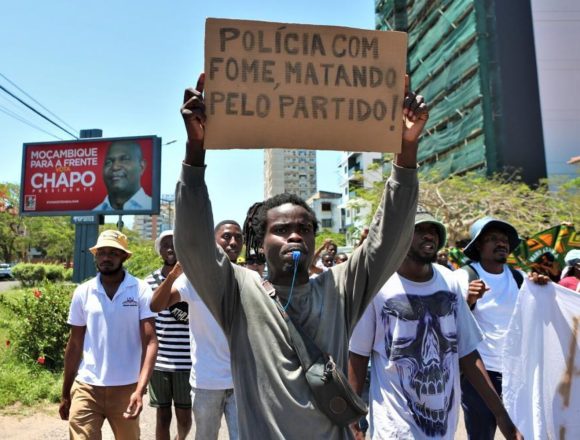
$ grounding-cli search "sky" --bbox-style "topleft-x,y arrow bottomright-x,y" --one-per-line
0,0 -> 375,227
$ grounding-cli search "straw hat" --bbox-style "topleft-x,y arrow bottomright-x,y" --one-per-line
89,230 -> 132,257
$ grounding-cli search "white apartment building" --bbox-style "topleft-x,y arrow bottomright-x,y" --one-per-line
306,191 -> 343,233
264,149 -> 317,199
339,151 -> 384,244
132,194 -> 174,240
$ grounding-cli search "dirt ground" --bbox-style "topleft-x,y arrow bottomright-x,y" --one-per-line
0,399 -> 489,439
0,394 -> 229,440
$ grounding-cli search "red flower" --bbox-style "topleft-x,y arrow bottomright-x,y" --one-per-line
37,356 -> 45,365
33,289 -> 42,298
5,340 -> 10,347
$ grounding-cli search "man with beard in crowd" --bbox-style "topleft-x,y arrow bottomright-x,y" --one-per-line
59,230 -> 158,439
348,210 -> 522,439
455,217 -> 547,439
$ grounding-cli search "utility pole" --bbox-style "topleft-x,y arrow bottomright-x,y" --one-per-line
71,129 -> 103,283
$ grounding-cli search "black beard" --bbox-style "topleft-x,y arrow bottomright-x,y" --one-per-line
494,255 -> 508,264
98,264 -> 124,276
408,247 -> 437,265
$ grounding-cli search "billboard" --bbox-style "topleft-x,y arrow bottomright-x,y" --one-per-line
20,136 -> 161,216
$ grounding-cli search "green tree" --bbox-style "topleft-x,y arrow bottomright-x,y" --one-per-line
315,230 -> 347,248
0,183 -> 25,263
353,169 -> 580,245
23,216 -> 75,263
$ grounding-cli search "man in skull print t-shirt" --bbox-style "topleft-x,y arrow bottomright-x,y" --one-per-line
349,210 -> 483,439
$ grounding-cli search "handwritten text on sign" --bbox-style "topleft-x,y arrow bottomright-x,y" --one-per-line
204,19 -> 407,152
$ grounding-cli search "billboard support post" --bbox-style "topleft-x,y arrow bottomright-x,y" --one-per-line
72,129 -> 102,284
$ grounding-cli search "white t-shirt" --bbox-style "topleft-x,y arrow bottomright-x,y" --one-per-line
454,262 -> 522,372
173,274 -> 233,390
68,271 -> 156,386
350,264 -> 482,439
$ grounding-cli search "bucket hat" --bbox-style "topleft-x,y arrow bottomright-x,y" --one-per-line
564,249 -> 580,266
415,207 -> 447,251
463,217 -> 520,260
89,229 -> 132,257
154,229 -> 174,255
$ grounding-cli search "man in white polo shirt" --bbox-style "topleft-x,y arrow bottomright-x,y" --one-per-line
59,230 -> 158,439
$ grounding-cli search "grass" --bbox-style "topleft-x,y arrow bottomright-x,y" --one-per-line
0,285 -> 63,410
0,288 -> 23,344
0,348 -> 62,408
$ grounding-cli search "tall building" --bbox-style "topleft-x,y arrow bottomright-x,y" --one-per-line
132,194 -> 174,240
132,215 -> 155,240
531,0 -> 580,181
339,151 -> 383,244
376,0 -> 547,184
264,149 -> 317,199
306,191 -> 343,233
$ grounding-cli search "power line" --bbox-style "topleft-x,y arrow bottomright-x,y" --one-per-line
0,72 -> 78,134
0,104 -> 64,140
0,83 -> 78,139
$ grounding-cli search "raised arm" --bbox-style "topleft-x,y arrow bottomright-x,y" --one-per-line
174,73 -> 239,331
150,262 -> 183,312
181,73 -> 206,167
342,84 -> 428,325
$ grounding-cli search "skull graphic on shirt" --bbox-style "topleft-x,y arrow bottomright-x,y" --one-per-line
381,290 -> 459,437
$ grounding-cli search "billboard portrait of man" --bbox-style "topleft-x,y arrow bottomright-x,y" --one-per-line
94,140 -> 152,211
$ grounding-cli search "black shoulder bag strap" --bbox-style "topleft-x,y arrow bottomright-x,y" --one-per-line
508,266 -> 524,289
261,280 -> 321,370
461,264 -> 480,311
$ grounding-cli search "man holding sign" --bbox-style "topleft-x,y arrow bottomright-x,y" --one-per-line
174,58 -> 426,438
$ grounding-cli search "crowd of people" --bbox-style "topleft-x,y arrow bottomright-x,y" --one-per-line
55,71 -> 579,440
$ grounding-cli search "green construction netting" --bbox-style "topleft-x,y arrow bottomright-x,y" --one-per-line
420,135 -> 486,176
411,22 -> 479,95
418,103 -> 484,161
375,0 -> 487,178
411,12 -> 476,78
425,73 -> 482,129
407,0 -> 474,55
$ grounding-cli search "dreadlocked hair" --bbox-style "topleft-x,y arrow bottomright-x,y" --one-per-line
243,193 -> 319,262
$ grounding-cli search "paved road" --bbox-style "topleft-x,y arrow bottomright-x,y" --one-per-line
1,394 -> 230,440
1,395 -> 493,440
0,280 -> 19,292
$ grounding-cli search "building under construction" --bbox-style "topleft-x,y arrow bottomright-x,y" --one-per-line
376,0 -> 547,184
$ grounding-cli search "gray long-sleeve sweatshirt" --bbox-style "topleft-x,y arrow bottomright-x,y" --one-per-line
175,162 -> 418,439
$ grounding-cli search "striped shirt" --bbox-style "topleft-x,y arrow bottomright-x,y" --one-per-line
145,269 -> 192,371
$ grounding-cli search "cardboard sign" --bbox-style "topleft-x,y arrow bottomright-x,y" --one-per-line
20,136 -> 161,216
204,18 -> 407,152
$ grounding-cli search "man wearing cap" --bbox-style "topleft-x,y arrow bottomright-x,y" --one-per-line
348,210 -> 522,439
59,230 -> 158,440
454,217 -> 528,439
151,220 -> 243,440
145,230 -> 192,440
